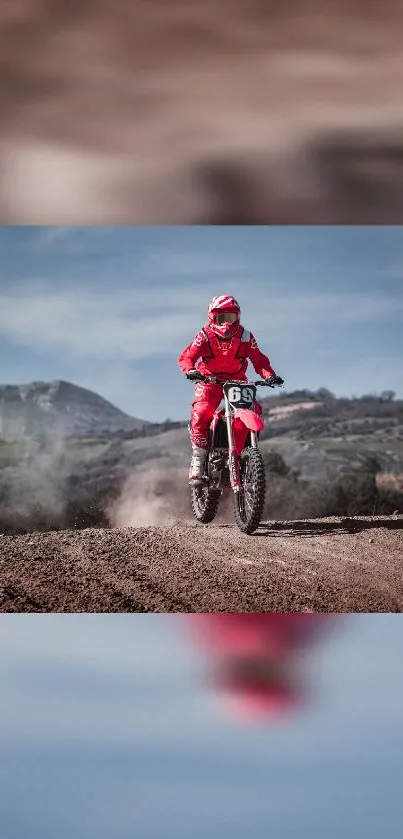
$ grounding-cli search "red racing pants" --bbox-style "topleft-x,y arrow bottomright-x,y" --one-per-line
189,381 -> 262,449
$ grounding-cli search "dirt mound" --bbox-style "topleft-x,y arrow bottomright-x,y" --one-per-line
1,515 -> 402,612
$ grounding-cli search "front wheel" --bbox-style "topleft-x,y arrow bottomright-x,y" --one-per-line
233,447 -> 266,534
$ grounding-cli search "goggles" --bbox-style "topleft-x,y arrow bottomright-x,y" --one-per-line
215,312 -> 238,324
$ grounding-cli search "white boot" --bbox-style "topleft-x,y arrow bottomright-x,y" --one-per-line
189,447 -> 208,483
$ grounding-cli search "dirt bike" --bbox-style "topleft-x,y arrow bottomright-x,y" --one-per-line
188,375 -> 283,534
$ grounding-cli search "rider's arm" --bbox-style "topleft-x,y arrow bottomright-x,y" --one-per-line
247,333 -> 277,379
177,331 -> 208,374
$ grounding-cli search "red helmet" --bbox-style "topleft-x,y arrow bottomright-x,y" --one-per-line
207,295 -> 241,339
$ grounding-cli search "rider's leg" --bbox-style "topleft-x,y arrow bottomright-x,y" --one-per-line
189,382 -> 223,481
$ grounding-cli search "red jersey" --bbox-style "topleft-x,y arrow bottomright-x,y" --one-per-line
178,323 -> 276,382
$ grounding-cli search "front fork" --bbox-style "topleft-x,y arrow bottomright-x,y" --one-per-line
225,404 -> 259,493
225,402 -> 241,493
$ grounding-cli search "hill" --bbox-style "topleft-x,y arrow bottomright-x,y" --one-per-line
258,387 -> 403,480
0,382 -> 402,533
0,380 -> 149,438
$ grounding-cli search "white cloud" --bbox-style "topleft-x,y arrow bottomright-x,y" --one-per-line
35,226 -> 77,246
245,288 -> 403,330
0,273 -> 401,418
142,245 -> 251,278
0,281 -> 402,364
0,282 -> 197,360
378,264 -> 403,281
33,226 -> 118,254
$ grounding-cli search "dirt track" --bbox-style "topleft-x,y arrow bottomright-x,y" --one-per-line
1,515 -> 402,613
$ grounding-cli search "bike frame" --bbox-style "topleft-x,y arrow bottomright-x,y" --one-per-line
209,380 -> 266,493
188,373 -> 283,531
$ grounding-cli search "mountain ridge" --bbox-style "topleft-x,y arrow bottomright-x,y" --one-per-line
0,379 -> 149,438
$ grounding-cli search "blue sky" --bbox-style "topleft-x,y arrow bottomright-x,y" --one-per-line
0,614 -> 402,839
0,226 -> 402,421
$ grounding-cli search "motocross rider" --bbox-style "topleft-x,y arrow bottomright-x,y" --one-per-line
178,295 -> 284,482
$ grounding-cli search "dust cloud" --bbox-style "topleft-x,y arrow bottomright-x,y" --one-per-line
107,460 -> 234,528
107,463 -> 193,527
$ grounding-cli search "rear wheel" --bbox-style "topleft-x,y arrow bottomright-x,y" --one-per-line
190,451 -> 221,524
190,482 -> 221,523
233,447 -> 266,534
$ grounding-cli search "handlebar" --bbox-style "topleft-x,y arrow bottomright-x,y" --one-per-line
255,380 -> 283,388
188,374 -> 283,388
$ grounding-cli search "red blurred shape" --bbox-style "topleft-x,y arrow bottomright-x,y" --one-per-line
184,614 -> 336,720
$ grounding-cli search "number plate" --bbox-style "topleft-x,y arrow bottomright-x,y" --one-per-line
224,382 -> 256,407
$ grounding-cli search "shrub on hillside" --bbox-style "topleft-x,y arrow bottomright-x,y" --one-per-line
263,450 -> 403,519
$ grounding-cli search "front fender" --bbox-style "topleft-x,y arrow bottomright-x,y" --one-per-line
232,408 -> 264,432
